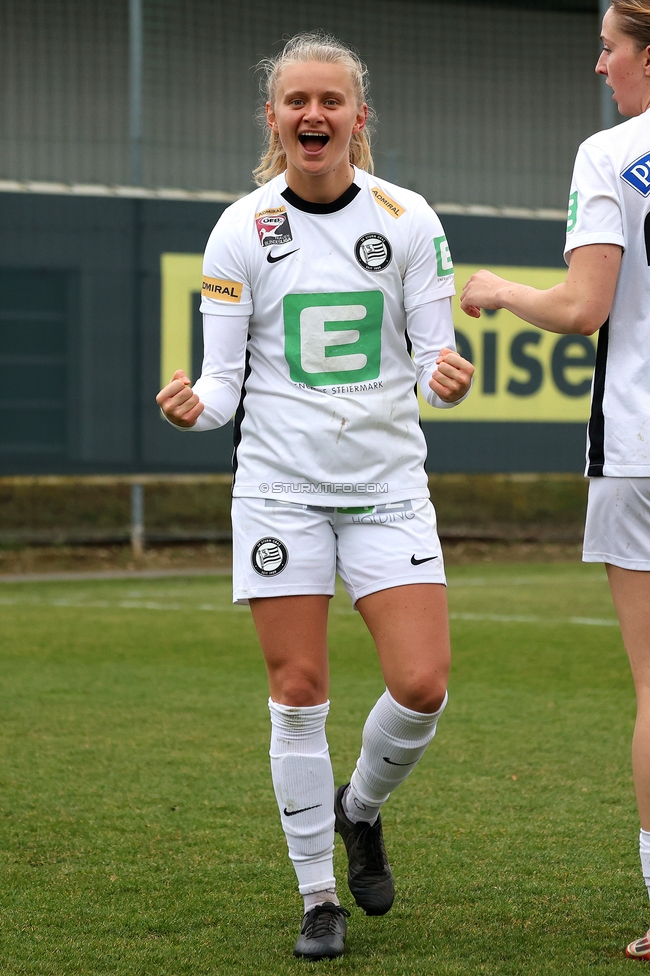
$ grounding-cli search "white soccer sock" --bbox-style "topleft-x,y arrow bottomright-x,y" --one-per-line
344,689 -> 448,824
268,698 -> 336,899
639,828 -> 650,900
302,888 -> 339,912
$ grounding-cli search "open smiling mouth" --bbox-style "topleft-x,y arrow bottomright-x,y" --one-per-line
298,132 -> 330,153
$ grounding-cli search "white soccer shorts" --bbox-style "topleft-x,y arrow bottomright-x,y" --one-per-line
231,496 -> 446,604
583,476 -> 650,570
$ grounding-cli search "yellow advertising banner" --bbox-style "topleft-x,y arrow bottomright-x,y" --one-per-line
161,256 -> 590,422
421,264 -> 594,422
160,252 -> 203,387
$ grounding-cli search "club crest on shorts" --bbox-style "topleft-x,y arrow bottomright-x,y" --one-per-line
255,207 -> 293,247
251,537 -> 288,576
354,233 -> 392,272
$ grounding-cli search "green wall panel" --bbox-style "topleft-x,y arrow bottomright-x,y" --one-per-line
0,192 -> 583,474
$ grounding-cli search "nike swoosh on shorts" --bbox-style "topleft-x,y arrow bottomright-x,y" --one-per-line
410,555 -> 438,565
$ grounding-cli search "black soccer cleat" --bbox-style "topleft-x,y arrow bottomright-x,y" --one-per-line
293,902 -> 350,961
334,783 -> 395,916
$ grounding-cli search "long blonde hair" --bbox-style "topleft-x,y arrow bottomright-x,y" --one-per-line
610,0 -> 650,48
253,31 -> 375,186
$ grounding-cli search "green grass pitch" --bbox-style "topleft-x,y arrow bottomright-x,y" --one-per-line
0,563 -> 643,974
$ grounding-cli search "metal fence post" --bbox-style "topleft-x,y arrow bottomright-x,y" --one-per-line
129,0 -> 144,186
131,482 -> 145,558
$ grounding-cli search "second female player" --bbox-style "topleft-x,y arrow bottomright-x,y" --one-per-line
157,31 -> 473,961
461,0 -> 650,959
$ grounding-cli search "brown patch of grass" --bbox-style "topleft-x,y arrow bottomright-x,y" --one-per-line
442,539 -> 583,565
0,542 -> 233,576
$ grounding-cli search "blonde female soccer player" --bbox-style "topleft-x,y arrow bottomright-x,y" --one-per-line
461,0 -> 650,959
157,31 -> 473,960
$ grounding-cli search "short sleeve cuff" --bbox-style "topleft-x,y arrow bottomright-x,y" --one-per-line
564,232 -> 625,264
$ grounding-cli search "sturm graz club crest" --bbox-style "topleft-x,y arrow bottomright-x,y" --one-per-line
354,233 -> 392,272
251,537 -> 288,576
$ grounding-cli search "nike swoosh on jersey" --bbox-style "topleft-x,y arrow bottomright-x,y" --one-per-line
410,554 -> 438,565
383,757 -> 417,766
267,248 -> 300,264
283,803 -> 322,817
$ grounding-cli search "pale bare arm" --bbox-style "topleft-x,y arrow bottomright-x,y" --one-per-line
460,243 -> 622,336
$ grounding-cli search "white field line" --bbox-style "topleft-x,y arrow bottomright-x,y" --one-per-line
0,596 -> 243,612
448,575 -> 606,587
0,595 -> 618,627
448,612 -> 618,627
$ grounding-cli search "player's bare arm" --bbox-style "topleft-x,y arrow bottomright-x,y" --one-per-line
429,347 -> 474,402
460,243 -> 621,335
156,369 -> 205,427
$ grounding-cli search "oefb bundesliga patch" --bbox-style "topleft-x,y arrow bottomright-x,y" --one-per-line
255,207 -> 293,247
251,537 -> 289,576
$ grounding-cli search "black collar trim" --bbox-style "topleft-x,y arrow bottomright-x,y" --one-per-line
281,182 -> 361,214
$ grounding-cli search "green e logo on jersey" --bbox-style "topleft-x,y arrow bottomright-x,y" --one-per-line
567,191 -> 578,233
434,235 -> 454,277
283,291 -> 383,386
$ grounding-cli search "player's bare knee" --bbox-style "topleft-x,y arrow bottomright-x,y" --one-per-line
273,673 -> 327,707
392,675 -> 448,714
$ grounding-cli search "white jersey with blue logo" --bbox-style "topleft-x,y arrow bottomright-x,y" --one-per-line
196,167 -> 459,506
565,112 -> 650,477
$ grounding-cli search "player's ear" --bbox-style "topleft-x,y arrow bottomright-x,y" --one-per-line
266,101 -> 279,133
642,43 -> 650,72
352,102 -> 368,134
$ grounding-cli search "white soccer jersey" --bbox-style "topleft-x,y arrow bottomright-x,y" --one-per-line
565,112 -> 650,477
198,168 -> 457,506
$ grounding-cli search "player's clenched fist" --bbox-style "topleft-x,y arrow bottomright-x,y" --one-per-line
156,369 -> 205,428
460,269 -> 509,318
429,347 -> 474,402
